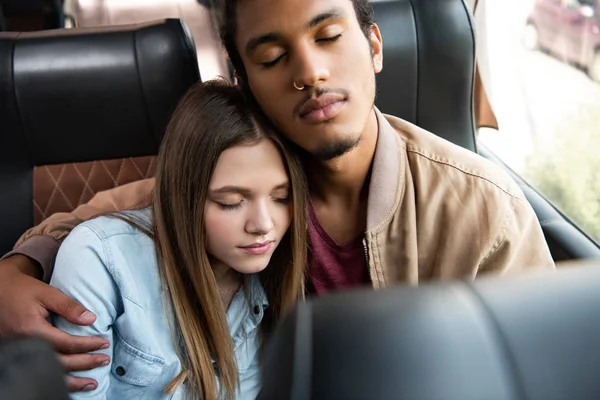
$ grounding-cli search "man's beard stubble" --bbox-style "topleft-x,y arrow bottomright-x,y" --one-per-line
310,134 -> 363,161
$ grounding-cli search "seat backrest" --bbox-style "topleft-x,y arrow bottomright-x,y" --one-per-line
72,0 -> 229,82
0,19 -> 200,255
259,264 -> 600,400
373,0 -> 476,151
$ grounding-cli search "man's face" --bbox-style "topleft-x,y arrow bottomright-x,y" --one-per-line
235,0 -> 383,160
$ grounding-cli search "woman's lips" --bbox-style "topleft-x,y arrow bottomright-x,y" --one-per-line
237,241 -> 274,255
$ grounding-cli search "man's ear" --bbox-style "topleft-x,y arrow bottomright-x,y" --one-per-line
370,24 -> 383,74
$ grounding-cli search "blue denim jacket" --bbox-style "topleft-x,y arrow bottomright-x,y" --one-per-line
50,209 -> 267,399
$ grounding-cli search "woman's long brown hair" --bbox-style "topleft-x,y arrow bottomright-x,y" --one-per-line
138,80 -> 307,399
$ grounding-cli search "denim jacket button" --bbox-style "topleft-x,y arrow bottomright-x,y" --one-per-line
115,366 -> 126,376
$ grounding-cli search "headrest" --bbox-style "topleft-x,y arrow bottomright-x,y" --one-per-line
259,265 -> 600,400
0,19 -> 200,166
0,19 -> 200,255
373,0 -> 476,150
71,0 -> 229,81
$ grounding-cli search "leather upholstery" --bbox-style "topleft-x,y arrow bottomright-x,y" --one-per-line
259,264 -> 600,400
33,156 -> 156,225
373,0 -> 476,151
0,19 -> 200,255
71,0 -> 229,82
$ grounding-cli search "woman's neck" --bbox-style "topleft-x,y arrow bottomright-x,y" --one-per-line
211,258 -> 243,309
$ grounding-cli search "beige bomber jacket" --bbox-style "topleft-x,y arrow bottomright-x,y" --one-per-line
9,109 -> 555,284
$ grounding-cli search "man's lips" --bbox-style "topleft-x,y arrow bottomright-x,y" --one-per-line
296,93 -> 347,123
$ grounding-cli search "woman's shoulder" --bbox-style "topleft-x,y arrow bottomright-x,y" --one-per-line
74,208 -> 153,241
59,208 -> 156,277
55,208 -> 159,296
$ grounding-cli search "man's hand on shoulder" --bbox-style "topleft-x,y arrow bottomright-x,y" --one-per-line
0,255 -> 111,392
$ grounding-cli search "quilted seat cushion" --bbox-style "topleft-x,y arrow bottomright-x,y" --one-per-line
33,156 -> 156,224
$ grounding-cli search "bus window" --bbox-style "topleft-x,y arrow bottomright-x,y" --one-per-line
478,0 -> 600,243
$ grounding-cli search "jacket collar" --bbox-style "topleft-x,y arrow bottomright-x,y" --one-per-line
366,108 -> 404,231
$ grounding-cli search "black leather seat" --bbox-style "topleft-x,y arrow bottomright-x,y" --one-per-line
0,19 -> 200,255
259,264 -> 600,400
373,0 -> 476,151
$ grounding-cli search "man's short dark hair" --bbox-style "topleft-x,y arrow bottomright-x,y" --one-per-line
219,0 -> 375,83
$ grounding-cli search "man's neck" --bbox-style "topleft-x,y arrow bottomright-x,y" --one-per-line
308,109 -> 379,204
307,109 -> 379,243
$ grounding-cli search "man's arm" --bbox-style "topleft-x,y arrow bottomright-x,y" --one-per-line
2,178 -> 155,282
0,177 -> 154,391
0,254 -> 110,392
478,195 -> 556,274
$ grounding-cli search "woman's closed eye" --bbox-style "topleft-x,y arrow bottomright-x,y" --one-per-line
273,195 -> 291,205
217,201 -> 243,211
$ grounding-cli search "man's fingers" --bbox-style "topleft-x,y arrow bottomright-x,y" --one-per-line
59,353 -> 111,372
66,376 -> 99,393
38,324 -> 109,354
38,285 -> 96,326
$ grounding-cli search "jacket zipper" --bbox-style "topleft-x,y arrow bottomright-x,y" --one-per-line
363,237 -> 373,284
362,237 -> 370,265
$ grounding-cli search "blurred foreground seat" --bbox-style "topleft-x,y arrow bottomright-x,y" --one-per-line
0,336 -> 69,400
260,263 -> 600,400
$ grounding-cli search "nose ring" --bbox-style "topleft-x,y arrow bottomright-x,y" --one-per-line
293,81 -> 304,91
